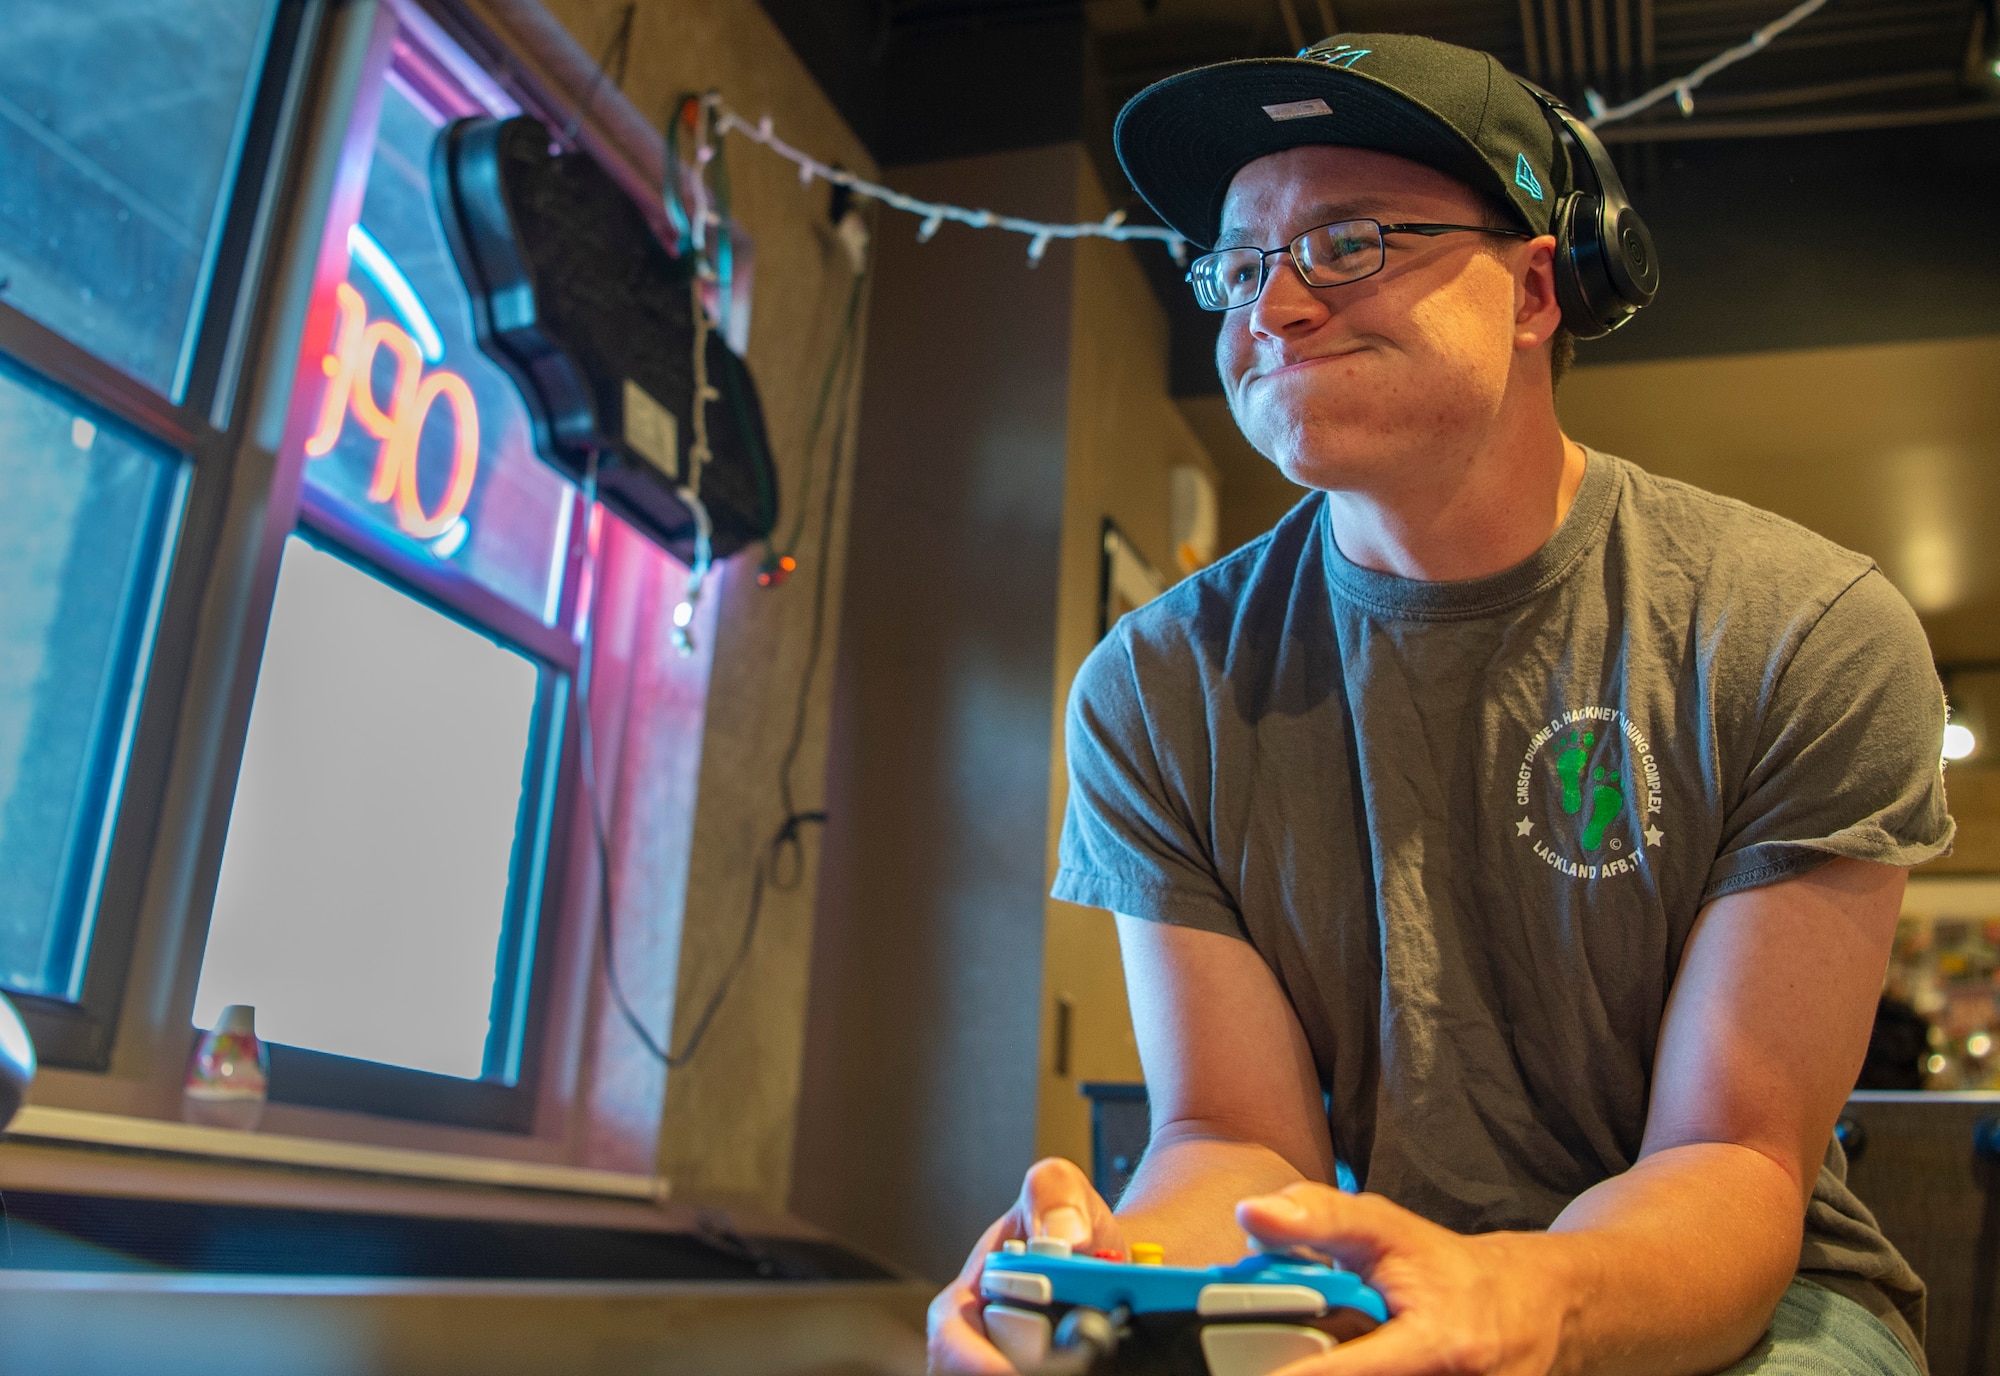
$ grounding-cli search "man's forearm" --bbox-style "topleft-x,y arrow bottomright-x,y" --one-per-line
1534,1142 -> 1803,1376
1113,1131 -> 1802,1375
1111,1122 -> 1315,1266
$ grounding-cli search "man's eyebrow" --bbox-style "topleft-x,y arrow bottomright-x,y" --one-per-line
1215,199 -> 1399,248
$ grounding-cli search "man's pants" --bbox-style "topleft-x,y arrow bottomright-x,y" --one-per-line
1719,1278 -> 1923,1376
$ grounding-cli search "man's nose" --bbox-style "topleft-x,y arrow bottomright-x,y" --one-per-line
1248,252 -> 1331,338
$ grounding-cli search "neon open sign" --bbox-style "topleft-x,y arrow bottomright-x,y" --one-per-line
303,234 -> 479,543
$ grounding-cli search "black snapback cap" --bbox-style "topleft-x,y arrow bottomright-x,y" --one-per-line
1115,34 -> 1565,251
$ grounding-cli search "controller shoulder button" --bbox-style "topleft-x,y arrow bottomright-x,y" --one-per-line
981,1267 -> 1054,1305
984,1304 -> 1052,1371
1200,1323 -> 1334,1376
1196,1282 -> 1329,1317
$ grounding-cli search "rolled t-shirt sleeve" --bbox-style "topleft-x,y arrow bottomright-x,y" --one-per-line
1707,569 -> 1955,900
1053,628 -> 1246,937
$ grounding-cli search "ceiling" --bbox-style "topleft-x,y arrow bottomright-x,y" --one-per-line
769,0 -> 2000,162
1083,0 -> 1990,133
757,0 -> 2000,388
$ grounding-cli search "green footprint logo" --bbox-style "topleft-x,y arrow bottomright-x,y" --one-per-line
1581,765 -> 1624,853
1555,731 -> 1594,815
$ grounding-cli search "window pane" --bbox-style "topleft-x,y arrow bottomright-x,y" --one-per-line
295,65 -> 574,626
194,538 -> 543,1079
0,369 -> 181,998
0,0 -> 277,396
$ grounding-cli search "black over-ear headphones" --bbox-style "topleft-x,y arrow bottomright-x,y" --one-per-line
1518,82 -> 1659,338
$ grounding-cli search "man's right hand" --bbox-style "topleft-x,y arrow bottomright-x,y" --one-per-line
926,1157 -> 1125,1374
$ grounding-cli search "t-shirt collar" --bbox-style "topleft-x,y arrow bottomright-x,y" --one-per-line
1318,447 -> 1621,620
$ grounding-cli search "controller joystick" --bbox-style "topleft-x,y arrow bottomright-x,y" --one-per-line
981,1241 -> 1386,1376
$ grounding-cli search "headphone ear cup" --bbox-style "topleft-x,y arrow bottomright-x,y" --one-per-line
1556,190 -> 1646,340
1549,192 -> 1611,339
1603,203 -> 1659,308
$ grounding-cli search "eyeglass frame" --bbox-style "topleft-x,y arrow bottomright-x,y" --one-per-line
1184,218 -> 1533,312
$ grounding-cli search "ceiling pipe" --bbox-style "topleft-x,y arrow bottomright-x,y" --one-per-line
1614,0 -> 1633,101
1566,0 -> 1589,91
1639,0 -> 1657,89
1543,0 -> 1568,94
1519,0 -> 1546,81
1276,0 -> 1305,53
1590,0 -> 1611,90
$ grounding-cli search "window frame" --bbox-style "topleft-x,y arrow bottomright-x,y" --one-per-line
238,510 -> 583,1132
0,0 -> 317,1069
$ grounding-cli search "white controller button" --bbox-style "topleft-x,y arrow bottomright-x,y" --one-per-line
1200,1323 -> 1334,1376
1196,1283 -> 1329,1317
981,1268 -> 1054,1305
984,1305 -> 1052,1371
1026,1237 -> 1073,1258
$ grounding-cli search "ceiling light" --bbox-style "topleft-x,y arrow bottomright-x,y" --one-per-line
1944,723 -> 1977,761
1978,0 -> 2000,91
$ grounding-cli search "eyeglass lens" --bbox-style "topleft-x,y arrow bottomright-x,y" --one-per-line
1188,220 -> 1387,311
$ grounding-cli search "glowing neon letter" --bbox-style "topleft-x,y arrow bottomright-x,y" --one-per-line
353,320 -> 426,502
391,371 -> 481,540
304,282 -> 368,457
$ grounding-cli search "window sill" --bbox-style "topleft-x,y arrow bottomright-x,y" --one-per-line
6,1106 -> 667,1202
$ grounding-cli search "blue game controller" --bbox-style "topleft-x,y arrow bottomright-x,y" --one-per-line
980,1239 -> 1387,1375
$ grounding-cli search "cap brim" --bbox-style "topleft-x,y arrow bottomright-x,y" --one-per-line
1115,58 -> 1515,250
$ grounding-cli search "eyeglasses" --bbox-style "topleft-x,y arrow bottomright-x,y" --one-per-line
1185,218 -> 1531,312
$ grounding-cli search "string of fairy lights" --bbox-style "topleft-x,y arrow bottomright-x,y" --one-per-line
688,0 -> 1835,268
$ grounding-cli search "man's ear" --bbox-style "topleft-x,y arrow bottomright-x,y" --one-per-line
1514,234 -> 1564,355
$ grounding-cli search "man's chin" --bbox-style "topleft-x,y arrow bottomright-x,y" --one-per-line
1241,424 -> 1390,494
1274,452 -> 1379,492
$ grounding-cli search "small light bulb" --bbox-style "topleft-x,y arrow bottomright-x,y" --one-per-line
1943,722 -> 1977,761
672,600 -> 694,629
1969,1032 -> 1993,1058
1926,1053 -> 1947,1075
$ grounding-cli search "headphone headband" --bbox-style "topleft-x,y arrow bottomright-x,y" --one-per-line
1518,83 -> 1660,338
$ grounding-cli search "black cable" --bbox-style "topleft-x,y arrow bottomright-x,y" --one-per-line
575,263 -> 868,1069
766,271 -> 865,568
663,266 -> 864,1067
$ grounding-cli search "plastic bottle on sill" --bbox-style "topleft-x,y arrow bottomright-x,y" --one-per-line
183,1004 -> 269,1130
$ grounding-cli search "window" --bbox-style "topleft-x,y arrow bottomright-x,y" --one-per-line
0,0 -> 299,1069
0,368 -> 181,1000
190,19 -> 585,1129
0,0 -> 280,397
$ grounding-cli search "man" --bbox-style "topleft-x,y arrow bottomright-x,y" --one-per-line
929,32 -> 1951,1376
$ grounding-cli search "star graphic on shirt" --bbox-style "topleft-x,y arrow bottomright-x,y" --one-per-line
1515,817 -> 1535,837
1644,825 -> 1665,848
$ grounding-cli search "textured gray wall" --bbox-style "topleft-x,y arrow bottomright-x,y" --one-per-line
793,145 -> 1079,1284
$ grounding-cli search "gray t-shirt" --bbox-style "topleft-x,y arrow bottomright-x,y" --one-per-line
1054,451 -> 1952,1361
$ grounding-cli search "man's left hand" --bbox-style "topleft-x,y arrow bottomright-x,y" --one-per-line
1239,1183 -> 1567,1376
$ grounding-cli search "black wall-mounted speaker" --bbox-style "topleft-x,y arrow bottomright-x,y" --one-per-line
433,115 -> 776,566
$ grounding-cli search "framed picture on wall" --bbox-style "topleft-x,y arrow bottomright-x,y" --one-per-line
1099,519 -> 1171,640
